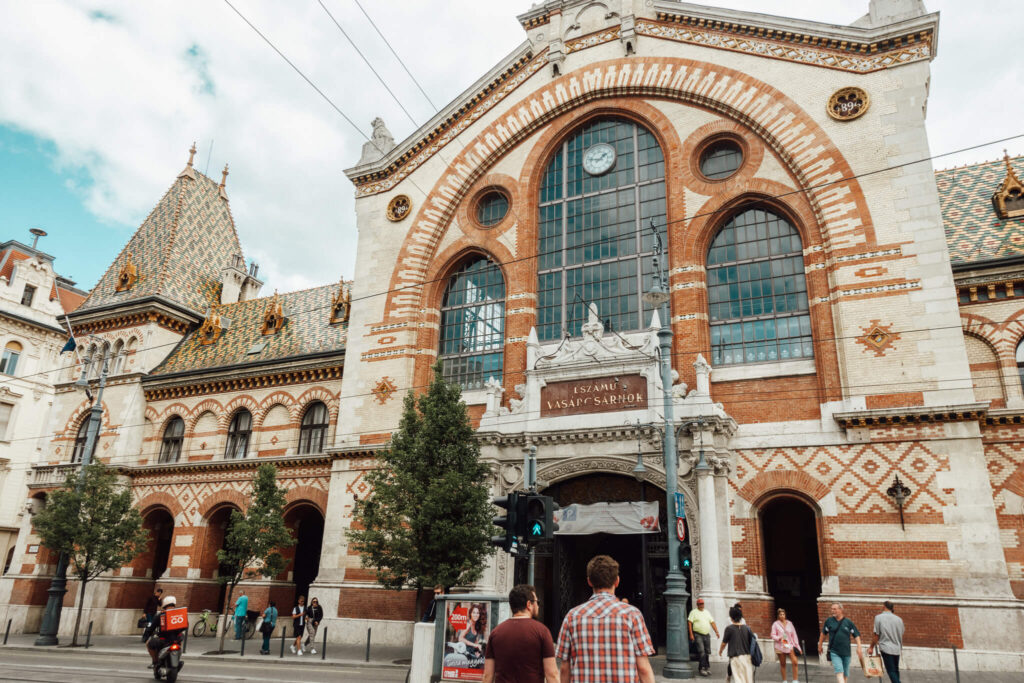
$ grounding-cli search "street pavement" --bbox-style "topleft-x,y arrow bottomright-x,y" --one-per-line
0,632 -> 411,682
650,658 -> 1024,682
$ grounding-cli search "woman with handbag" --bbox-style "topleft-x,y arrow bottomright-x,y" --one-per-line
303,597 -> 324,654
771,608 -> 801,683
719,605 -> 755,683
259,601 -> 277,655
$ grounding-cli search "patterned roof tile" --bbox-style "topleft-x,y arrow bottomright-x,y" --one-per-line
150,282 -> 348,375
77,169 -> 243,313
936,155 -> 1024,265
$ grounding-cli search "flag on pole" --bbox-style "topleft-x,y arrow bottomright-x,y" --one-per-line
60,314 -> 79,356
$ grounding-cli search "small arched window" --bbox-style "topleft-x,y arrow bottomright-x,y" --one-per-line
70,419 -> 90,463
225,410 -> 252,460
2,546 -> 14,575
110,340 -> 125,374
707,207 -> 812,365
438,258 -> 505,390
1,341 -> 22,376
1016,342 -> 1024,390
158,417 -> 185,464
298,402 -> 329,455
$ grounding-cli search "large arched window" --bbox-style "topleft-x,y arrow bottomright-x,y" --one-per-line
70,419 -> 89,463
537,117 -> 667,341
438,258 -> 505,390
158,417 -> 185,464
224,410 -> 252,460
707,207 -> 812,365
1,341 -> 22,376
298,402 -> 329,455
1016,341 -> 1024,390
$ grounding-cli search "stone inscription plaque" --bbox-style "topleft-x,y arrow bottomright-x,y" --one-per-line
541,375 -> 648,417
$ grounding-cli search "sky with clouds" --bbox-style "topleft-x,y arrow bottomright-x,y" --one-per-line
0,0 -> 1021,295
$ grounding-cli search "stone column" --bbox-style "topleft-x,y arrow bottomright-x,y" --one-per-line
713,466 -> 734,595
696,464 -> 720,597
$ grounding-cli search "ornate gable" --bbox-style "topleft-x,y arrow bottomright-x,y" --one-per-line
994,152 -> 1024,219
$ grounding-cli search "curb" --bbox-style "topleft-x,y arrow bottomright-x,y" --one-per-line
0,644 -> 410,670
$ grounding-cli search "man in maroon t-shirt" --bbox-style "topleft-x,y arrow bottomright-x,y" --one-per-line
483,584 -> 558,683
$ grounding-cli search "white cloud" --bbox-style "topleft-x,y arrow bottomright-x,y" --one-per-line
1,0 -> 1021,293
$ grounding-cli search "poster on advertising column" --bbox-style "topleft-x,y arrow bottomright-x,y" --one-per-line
441,600 -> 490,681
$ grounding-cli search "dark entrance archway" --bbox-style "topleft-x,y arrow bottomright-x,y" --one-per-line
203,506 -> 238,613
760,496 -> 822,647
144,508 -> 174,580
284,505 -> 324,603
535,473 -> 678,648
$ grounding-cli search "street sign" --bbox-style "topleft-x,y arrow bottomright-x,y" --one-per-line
674,492 -> 686,519
676,517 -> 686,542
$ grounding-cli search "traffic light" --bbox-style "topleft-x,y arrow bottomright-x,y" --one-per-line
521,493 -> 559,541
679,540 -> 693,570
491,492 -> 520,553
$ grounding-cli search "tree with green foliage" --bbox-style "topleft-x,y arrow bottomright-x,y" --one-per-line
215,463 -> 295,654
350,362 -> 494,617
32,462 -> 149,646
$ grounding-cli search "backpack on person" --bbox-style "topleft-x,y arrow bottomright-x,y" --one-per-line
748,626 -> 763,667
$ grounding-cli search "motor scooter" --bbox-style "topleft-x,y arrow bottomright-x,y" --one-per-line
152,631 -> 185,682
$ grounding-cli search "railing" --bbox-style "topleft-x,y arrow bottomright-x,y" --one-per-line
28,463 -> 80,488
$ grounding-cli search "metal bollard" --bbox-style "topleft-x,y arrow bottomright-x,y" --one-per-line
365,627 -> 371,662
3,618 -> 11,645
953,646 -> 960,683
240,628 -> 246,657
85,621 -> 93,649
801,640 -> 809,683
321,626 -> 327,660
280,627 -> 287,658
182,631 -> 188,655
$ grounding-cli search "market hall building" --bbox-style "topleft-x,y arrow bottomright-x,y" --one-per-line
1,0 -> 1024,671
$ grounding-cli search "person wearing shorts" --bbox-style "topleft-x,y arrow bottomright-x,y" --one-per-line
818,603 -> 862,683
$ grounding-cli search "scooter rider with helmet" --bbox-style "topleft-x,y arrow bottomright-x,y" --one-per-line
147,595 -> 187,669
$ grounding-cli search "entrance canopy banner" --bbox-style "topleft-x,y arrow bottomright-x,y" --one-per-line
554,501 -> 660,535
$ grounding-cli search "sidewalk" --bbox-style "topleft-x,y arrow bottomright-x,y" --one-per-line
650,657 -> 1024,682
0,632 -> 412,670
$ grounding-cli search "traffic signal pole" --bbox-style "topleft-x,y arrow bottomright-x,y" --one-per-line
523,445 -> 537,585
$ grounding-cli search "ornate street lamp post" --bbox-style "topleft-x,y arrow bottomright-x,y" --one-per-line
35,352 -> 109,646
642,223 -> 693,679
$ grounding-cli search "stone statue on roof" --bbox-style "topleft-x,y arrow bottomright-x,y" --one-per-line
357,117 -> 396,166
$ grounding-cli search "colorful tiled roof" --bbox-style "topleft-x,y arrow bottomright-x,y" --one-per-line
149,282 -> 348,375
936,155 -> 1024,265
77,167 -> 243,313
54,283 -> 87,313
0,248 -> 30,281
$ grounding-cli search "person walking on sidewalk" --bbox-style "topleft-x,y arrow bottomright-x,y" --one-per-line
870,601 -> 905,683
233,590 -> 249,640
687,597 -> 719,676
771,608 -> 801,683
423,584 -> 444,623
818,603 -> 862,683
260,600 -> 278,655
555,555 -> 656,683
718,605 -> 755,683
142,588 -> 162,642
303,597 -> 323,655
483,584 -> 558,683
291,595 -> 307,655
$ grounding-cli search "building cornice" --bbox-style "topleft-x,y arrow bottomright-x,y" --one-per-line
984,408 -> 1024,426
68,296 -> 201,335
833,402 -> 989,429
0,308 -> 65,336
142,354 -> 344,401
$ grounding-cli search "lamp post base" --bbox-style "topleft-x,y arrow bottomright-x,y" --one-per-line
34,553 -> 69,646
662,570 -> 695,679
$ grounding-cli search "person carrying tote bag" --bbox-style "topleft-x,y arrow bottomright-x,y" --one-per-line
259,601 -> 278,655
719,605 -> 756,683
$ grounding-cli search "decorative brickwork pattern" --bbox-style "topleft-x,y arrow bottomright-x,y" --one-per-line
981,423 -> 1024,598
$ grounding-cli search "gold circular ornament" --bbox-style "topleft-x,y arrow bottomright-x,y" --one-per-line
827,87 -> 870,121
386,194 -> 411,222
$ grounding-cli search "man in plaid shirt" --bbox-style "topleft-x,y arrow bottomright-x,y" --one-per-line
556,555 -> 656,683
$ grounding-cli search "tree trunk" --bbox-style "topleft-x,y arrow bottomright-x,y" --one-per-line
414,586 -> 423,622
218,583 -> 235,654
72,577 -> 87,647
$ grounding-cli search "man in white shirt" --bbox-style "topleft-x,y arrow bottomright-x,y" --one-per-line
869,601 -> 905,683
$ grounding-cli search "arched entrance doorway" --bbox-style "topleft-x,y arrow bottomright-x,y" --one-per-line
143,508 -> 174,580
202,505 -> 238,613
284,504 -> 324,603
760,496 -> 822,646
536,473 -> 675,647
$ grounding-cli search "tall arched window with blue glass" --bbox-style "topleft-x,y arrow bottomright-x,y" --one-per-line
707,208 -> 813,365
439,258 -> 505,390
537,118 -> 667,340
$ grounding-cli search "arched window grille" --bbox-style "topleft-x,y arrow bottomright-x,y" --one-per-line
536,117 -> 667,341
438,258 -> 505,390
158,417 -> 185,464
225,410 -> 252,460
298,402 -> 329,455
70,419 -> 90,463
707,207 -> 813,365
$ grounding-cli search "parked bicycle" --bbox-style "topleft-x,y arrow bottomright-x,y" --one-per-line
191,609 -> 259,639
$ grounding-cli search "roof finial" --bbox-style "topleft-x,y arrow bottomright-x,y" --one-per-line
1005,149 -> 1013,171
187,142 -> 197,167
220,163 -> 229,189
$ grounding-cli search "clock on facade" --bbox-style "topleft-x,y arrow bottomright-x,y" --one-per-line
583,142 -> 617,176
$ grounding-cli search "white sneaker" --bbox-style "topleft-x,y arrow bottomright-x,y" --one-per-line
290,645 -> 296,654
310,648 -> 317,654
298,649 -> 304,656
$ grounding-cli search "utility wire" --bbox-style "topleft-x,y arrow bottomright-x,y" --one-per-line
352,0 -> 438,112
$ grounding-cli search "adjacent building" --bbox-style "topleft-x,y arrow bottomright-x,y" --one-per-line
1,0 -> 1023,671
